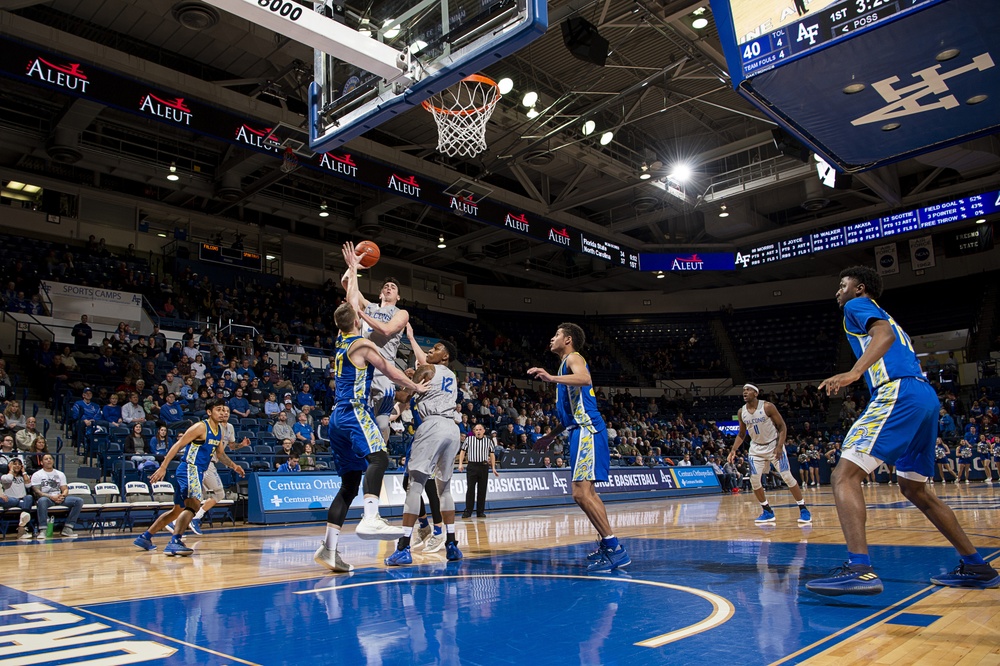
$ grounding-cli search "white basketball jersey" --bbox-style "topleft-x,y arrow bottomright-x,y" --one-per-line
741,401 -> 778,454
363,303 -> 402,363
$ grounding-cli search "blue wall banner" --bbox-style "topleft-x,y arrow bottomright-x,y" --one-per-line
639,253 -> 736,272
248,467 -> 721,523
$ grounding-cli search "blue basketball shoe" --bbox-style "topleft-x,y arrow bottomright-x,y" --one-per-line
164,539 -> 194,557
133,534 -> 156,551
797,507 -> 812,524
806,563 -> 883,596
755,508 -> 776,524
930,561 -> 1000,589
587,544 -> 630,573
385,547 -> 413,566
446,541 -> 463,562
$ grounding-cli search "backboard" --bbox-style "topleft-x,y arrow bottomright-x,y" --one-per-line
309,0 -> 546,153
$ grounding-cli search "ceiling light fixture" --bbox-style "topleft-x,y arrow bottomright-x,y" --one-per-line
599,131 -> 614,145
691,17 -> 708,29
581,120 -> 596,136
670,163 -> 692,182
656,271 -> 665,279
522,91 -> 538,107
319,201 -> 329,218
382,18 -> 400,39
265,254 -> 276,260
526,108 -> 539,119
22,184 -> 41,194
497,77 -> 514,95
976,218 -> 986,224
5,181 -> 25,190
719,204 -> 729,218
167,163 -> 179,181
437,235 -> 447,249
640,173 -> 651,180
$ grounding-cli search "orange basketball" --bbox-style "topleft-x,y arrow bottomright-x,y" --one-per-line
355,240 -> 380,268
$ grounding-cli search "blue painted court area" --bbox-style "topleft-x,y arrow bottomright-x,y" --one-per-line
0,538 -> 966,666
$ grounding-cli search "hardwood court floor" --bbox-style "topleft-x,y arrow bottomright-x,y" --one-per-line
1,482 -> 998,665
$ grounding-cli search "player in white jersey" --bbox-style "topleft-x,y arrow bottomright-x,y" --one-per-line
385,337 -> 463,565
342,242 -> 409,442
727,384 -> 811,525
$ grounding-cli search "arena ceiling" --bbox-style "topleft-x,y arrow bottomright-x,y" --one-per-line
1,0 -> 999,292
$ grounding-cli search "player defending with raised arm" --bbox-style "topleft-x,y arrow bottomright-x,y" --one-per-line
807,266 -> 998,595
133,399 -> 245,556
315,255 -> 428,572
528,323 -> 629,573
385,336 -> 463,566
341,241 -> 409,443
727,384 -> 811,525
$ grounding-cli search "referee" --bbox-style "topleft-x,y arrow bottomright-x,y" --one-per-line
459,423 -> 499,518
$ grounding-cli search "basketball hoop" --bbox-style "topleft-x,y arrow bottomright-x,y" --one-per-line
280,147 -> 299,173
422,74 -> 501,157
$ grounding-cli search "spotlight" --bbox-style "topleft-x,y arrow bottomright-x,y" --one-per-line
599,131 -> 614,145
319,202 -> 329,218
640,173 -> 651,180
691,17 -> 708,29
719,205 -> 729,218
526,108 -> 539,119
265,254 -> 276,260
437,235 -> 447,249
976,218 -> 986,224
581,120 -> 596,135
167,163 -> 179,181
382,18 -> 400,39
655,271 -> 665,279
670,163 -> 692,182
497,77 -> 514,95
522,91 -> 538,107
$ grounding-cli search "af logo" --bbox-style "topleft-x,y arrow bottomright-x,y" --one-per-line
797,22 -> 819,46
552,473 -> 568,494
659,470 -> 674,488
852,53 -> 995,126
735,252 -> 750,268
270,496 -> 283,508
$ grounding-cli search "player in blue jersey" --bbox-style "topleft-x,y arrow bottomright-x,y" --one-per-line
807,266 -> 998,595
529,322 -> 629,573
314,250 -> 429,573
133,399 -> 244,556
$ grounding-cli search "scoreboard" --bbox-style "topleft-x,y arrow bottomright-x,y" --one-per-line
736,188 -> 999,268
199,243 -> 263,271
721,0 -> 938,83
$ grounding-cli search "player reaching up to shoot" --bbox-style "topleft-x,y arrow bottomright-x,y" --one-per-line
341,241 -> 409,444
528,323 -> 629,573
807,266 -> 998,595
315,248 -> 429,573
727,384 -> 811,526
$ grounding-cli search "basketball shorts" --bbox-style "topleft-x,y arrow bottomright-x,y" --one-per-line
841,377 -> 937,480
369,373 -> 396,419
748,444 -> 791,477
331,403 -> 385,473
174,463 -> 206,505
407,416 -> 461,483
201,462 -> 227,500
569,426 -> 609,483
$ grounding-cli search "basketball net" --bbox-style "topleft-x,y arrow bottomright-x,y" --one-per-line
280,147 -> 299,173
422,74 -> 500,157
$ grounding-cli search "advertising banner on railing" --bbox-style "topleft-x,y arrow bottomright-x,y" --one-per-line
249,466 -> 720,522
40,280 -> 143,327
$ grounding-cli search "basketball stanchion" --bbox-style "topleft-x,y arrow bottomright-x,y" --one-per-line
422,74 -> 501,157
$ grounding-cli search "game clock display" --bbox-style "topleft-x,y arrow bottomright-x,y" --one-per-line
713,0 -> 938,83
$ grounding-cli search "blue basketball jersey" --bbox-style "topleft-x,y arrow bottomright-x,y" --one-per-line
334,334 -> 374,406
556,352 -> 605,432
179,419 -> 221,475
843,297 -> 923,392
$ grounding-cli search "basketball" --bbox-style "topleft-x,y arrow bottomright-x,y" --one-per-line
355,240 -> 380,268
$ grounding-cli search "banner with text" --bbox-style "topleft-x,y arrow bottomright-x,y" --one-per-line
40,280 -> 143,327
874,242 -> 899,275
909,235 -> 936,270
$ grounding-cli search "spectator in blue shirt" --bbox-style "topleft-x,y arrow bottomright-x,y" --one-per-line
276,453 -> 300,473
295,383 -> 316,410
938,408 -> 958,441
158,393 -> 185,425
237,358 -> 256,382
101,393 -> 123,426
293,412 -> 315,447
71,388 -> 101,429
97,348 -> 118,375
228,388 -> 251,419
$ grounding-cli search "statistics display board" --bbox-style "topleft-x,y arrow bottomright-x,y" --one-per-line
736,188 -> 999,268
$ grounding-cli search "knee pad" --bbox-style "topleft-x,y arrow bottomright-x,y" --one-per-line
779,470 -> 798,488
403,472 -> 427,516
436,478 -> 455,513
749,474 -> 763,491
363,450 -> 390,495
375,414 -> 390,441
182,505 -> 197,516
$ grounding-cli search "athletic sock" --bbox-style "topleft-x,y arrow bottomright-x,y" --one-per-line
418,517 -> 429,528
194,508 -> 206,520
170,534 -> 182,543
848,552 -> 871,567
398,536 -> 411,550
433,525 -> 443,535
141,530 -> 152,540
445,523 -> 456,542
363,496 -> 379,520
961,552 -> 986,566
324,524 -> 340,551
601,535 -> 619,550
760,502 -> 772,512
796,499 -> 806,507
402,526 -> 413,538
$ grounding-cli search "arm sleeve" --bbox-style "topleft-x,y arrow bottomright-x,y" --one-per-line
843,298 -> 886,336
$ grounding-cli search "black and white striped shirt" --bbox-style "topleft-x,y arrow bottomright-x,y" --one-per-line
463,436 -> 493,463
